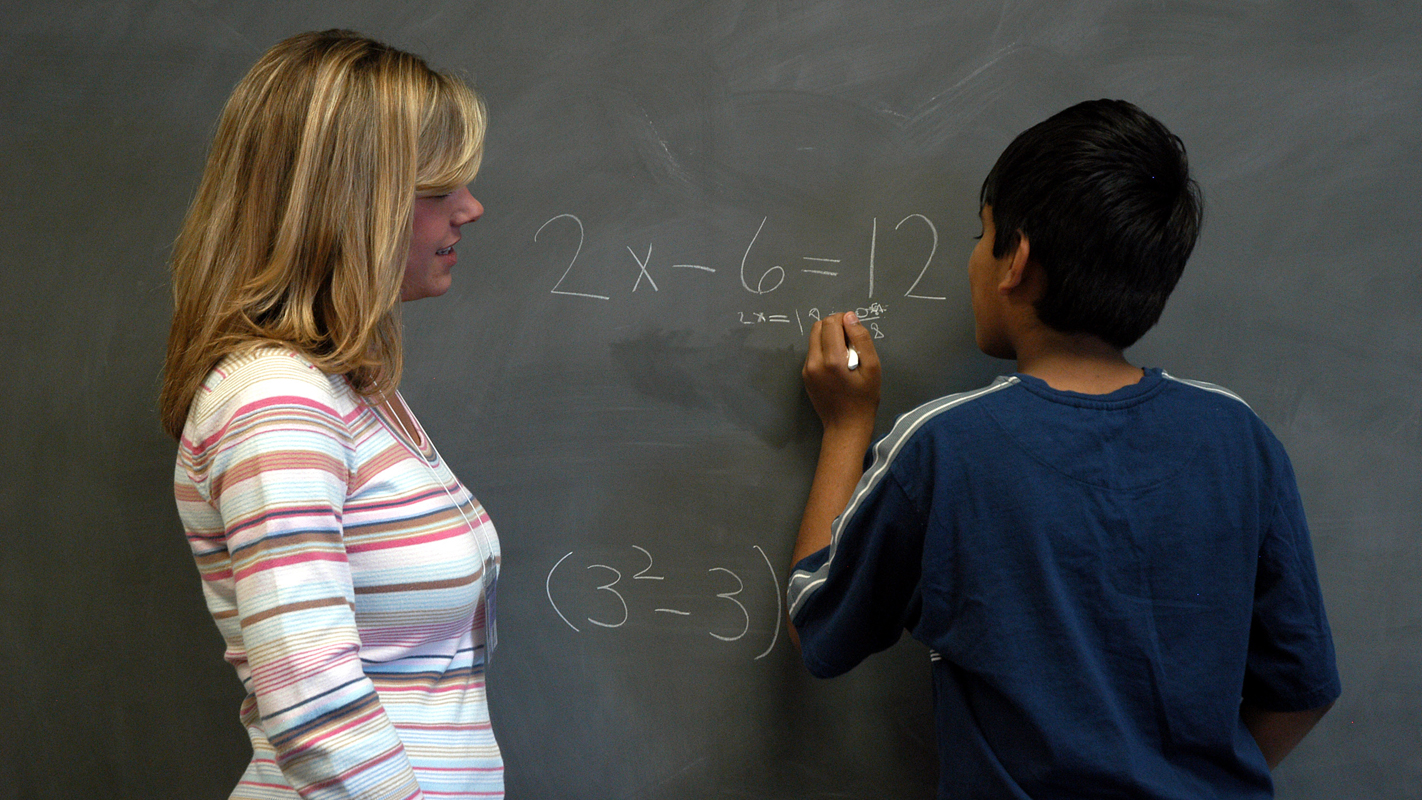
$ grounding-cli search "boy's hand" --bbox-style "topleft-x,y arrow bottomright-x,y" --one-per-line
802,312 -> 881,435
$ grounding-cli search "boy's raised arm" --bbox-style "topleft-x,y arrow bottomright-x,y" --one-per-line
790,312 -> 882,642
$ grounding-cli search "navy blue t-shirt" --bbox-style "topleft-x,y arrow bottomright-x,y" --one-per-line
788,370 -> 1340,799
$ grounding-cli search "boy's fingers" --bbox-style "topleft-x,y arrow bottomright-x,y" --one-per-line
808,313 -> 879,379
842,313 -> 870,347
805,319 -> 824,358
818,314 -> 850,364
841,312 -> 878,367
804,319 -> 828,376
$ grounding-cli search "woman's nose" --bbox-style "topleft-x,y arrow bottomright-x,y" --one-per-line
455,186 -> 483,225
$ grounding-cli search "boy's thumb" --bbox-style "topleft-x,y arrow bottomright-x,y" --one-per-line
843,312 -> 873,348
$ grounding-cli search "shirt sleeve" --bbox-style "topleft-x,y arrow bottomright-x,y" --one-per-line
788,453 -> 929,679
198,371 -> 425,800
1242,451 -> 1342,712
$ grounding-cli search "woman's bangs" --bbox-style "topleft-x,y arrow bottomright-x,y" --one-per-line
416,75 -> 485,194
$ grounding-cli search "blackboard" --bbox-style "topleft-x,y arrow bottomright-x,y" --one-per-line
2,1 -> 1418,798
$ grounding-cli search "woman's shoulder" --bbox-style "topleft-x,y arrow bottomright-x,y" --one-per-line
201,344 -> 346,397
185,345 -> 361,440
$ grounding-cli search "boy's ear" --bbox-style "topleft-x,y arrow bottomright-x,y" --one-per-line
997,230 -> 1032,293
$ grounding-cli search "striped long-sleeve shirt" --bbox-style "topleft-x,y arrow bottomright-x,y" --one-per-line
174,347 -> 503,800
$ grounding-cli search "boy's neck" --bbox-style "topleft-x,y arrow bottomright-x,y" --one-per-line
1012,329 -> 1143,395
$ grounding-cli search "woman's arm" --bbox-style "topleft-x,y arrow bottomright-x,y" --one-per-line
195,364 -> 425,800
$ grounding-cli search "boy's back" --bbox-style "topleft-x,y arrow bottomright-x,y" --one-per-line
785,100 -> 1339,798
789,369 -> 1340,798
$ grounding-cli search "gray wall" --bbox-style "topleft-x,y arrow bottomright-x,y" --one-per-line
2,1 -> 1417,798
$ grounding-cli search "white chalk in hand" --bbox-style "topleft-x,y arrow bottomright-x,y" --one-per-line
847,347 -> 860,371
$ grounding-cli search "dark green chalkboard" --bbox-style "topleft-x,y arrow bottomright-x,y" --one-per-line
2,2 -> 1417,798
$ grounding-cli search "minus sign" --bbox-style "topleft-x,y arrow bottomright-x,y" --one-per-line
672,264 -> 716,272
654,608 -> 692,616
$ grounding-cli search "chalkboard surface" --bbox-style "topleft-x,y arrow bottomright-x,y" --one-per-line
2,2 -> 1418,798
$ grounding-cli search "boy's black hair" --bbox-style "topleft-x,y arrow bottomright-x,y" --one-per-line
980,99 -> 1202,349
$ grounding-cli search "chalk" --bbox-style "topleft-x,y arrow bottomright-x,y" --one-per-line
847,347 -> 860,371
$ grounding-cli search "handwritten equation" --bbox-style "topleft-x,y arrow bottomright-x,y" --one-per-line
546,544 -> 783,660
737,302 -> 889,338
534,213 -> 949,335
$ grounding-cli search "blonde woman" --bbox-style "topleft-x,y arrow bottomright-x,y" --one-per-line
161,31 -> 502,799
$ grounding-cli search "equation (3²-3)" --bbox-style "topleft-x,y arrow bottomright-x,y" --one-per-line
545,544 -> 784,661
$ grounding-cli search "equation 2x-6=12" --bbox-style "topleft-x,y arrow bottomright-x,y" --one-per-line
535,213 -> 950,301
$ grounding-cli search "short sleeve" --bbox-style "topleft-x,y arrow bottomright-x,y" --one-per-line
186,356 -> 426,799
1242,456 -> 1342,712
788,463 -> 928,679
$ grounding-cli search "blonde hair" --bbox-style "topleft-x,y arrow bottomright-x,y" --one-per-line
160,30 -> 486,439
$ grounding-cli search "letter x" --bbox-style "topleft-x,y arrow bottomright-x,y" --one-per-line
629,244 -> 658,292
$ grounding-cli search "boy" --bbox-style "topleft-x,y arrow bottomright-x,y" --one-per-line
786,100 -> 1340,799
